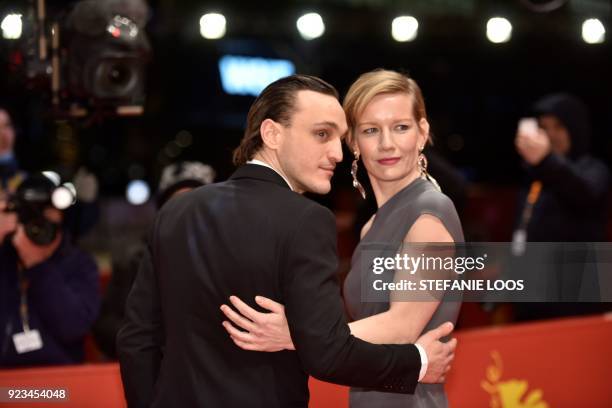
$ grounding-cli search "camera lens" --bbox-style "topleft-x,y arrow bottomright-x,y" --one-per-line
108,63 -> 132,86
93,58 -> 139,98
24,219 -> 58,246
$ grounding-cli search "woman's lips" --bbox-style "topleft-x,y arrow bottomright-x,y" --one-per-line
377,157 -> 400,166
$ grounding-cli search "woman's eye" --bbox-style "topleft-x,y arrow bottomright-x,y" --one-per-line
363,128 -> 377,134
396,124 -> 410,132
316,130 -> 328,138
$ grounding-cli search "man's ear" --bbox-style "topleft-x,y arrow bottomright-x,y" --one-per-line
260,119 -> 283,150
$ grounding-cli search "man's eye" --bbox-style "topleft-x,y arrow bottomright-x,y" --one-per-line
316,130 -> 328,138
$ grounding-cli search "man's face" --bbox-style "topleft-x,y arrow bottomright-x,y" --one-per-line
0,109 -> 15,156
43,207 -> 64,225
539,114 -> 571,156
277,90 -> 347,194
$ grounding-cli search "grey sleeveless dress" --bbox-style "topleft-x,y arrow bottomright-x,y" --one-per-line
343,177 -> 464,408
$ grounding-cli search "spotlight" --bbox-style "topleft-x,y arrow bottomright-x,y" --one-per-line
1,13 -> 22,40
296,13 -> 325,40
126,180 -> 150,205
582,18 -> 605,44
392,16 -> 418,42
200,13 -> 226,39
486,17 -> 512,43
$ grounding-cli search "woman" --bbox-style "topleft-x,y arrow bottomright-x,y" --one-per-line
221,69 -> 463,407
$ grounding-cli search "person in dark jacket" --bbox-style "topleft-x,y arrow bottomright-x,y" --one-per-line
514,93 -> 610,320
92,161 -> 215,358
0,173 -> 100,367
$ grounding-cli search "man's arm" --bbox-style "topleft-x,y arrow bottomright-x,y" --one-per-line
531,154 -> 609,212
281,204 -> 422,393
26,249 -> 100,343
116,243 -> 164,408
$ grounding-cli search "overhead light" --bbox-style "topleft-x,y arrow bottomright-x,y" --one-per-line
1,14 -> 22,40
126,180 -> 150,205
200,13 -> 226,40
392,16 -> 419,42
582,18 -> 605,44
486,17 -> 512,44
296,13 -> 325,40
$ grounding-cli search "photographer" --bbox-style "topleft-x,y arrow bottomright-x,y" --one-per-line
0,173 -> 100,367
513,93 -> 610,320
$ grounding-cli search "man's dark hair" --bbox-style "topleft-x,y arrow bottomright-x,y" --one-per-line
232,75 -> 339,166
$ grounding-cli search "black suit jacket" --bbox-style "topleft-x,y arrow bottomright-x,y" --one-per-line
117,164 -> 421,407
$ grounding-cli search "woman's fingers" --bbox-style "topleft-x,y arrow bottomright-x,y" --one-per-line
229,295 -> 263,322
222,321 -> 254,343
220,304 -> 256,332
255,296 -> 284,313
231,336 -> 263,351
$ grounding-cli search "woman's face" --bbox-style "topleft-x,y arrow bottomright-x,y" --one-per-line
353,92 -> 428,186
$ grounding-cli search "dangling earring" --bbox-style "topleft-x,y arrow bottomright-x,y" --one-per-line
418,147 -> 441,192
351,151 -> 366,199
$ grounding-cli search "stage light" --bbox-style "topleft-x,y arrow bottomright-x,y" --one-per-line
486,17 -> 512,43
126,180 -> 150,205
582,18 -> 605,44
1,14 -> 22,40
296,13 -> 325,40
219,55 -> 296,96
392,16 -> 418,42
200,13 -> 226,40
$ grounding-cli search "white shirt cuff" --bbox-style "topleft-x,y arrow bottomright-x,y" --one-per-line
415,343 -> 428,382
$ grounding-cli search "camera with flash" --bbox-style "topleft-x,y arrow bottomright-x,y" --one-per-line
4,172 -> 76,246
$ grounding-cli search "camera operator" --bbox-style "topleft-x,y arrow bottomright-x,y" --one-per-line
0,173 -> 100,367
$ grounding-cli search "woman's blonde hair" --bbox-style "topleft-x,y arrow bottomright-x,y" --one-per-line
343,69 -> 431,147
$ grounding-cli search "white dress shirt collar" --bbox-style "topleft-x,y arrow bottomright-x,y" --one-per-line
247,159 -> 294,191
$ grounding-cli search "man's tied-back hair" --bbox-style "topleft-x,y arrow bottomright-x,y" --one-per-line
232,74 -> 339,166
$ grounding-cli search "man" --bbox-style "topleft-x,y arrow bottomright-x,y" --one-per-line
118,75 -> 455,407
514,93 -> 610,320
0,173 -> 100,366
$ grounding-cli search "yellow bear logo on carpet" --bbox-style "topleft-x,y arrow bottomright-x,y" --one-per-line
481,351 -> 548,408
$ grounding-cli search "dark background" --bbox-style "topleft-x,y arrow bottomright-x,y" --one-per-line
0,0 -> 610,239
